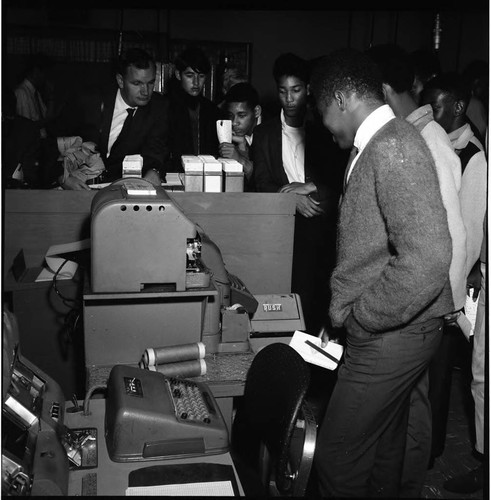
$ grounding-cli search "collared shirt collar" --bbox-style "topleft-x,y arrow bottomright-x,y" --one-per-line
115,89 -> 137,115
346,104 -> 395,183
23,78 -> 36,93
406,104 -> 433,132
245,114 -> 262,146
448,123 -> 473,151
353,104 -> 395,153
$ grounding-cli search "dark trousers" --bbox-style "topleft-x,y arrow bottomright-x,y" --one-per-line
314,317 -> 443,498
401,323 -> 473,497
401,368 -> 432,497
429,323 -> 473,457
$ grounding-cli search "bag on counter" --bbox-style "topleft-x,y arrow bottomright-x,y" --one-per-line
57,136 -> 105,184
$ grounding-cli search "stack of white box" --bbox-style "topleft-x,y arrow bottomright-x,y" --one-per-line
198,155 -> 223,193
219,158 -> 244,192
182,155 -> 204,192
181,155 -> 244,192
122,154 -> 143,178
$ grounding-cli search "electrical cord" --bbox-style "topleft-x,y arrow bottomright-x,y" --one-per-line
52,259 -> 77,308
50,258 -> 85,351
83,384 -> 107,416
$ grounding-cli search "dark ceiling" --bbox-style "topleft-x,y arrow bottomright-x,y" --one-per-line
3,0 -> 489,11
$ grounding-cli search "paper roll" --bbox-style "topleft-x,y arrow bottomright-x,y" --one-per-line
148,358 -> 207,377
217,120 -> 232,143
143,342 -> 206,367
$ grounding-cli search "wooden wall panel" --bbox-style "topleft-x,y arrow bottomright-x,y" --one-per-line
4,190 -> 296,294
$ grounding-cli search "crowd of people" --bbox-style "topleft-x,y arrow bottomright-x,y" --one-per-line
3,42 -> 488,497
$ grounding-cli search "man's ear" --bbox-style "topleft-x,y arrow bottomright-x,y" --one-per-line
334,89 -> 347,110
381,83 -> 391,103
116,73 -> 124,89
175,69 -> 182,81
254,105 -> 262,119
306,83 -> 311,96
454,98 -> 466,117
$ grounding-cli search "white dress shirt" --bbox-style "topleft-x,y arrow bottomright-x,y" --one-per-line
107,90 -> 137,155
15,78 -> 48,138
281,109 -> 306,183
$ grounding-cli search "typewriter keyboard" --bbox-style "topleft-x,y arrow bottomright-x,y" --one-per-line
166,377 -> 216,424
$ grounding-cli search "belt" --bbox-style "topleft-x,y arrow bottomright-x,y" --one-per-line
399,317 -> 444,334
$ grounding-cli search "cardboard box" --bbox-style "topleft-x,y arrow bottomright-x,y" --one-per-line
122,154 -> 143,178
220,159 -> 244,192
182,155 -> 203,192
200,157 -> 222,193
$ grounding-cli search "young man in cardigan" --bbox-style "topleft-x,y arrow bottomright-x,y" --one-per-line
310,48 -> 454,498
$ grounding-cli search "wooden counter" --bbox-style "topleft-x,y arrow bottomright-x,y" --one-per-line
4,189 -> 296,295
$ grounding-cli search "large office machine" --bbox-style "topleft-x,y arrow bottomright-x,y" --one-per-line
85,178 -> 305,370
90,179 -> 202,294
105,364 -> 229,462
85,178 -> 262,370
2,311 -> 70,495
90,177 -> 259,306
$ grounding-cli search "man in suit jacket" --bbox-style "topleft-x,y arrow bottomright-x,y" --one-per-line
252,53 -> 347,335
58,48 -> 170,190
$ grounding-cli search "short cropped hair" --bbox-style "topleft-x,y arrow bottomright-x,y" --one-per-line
423,72 -> 471,107
224,82 -> 260,109
175,47 -> 211,74
366,44 -> 414,93
117,48 -> 155,76
273,53 -> 309,85
310,48 -> 384,107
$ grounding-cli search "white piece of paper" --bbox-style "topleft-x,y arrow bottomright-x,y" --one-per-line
457,290 -> 480,341
35,239 -> 91,282
88,173 -> 184,190
464,289 -> 479,336
12,163 -> 24,181
126,480 -> 235,496
289,330 -> 344,371
120,178 -> 157,196
216,120 -> 232,143
89,182 -> 111,190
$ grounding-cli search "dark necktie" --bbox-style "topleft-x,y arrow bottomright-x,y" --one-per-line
34,90 -> 45,120
111,107 -> 136,155
343,145 -> 359,194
